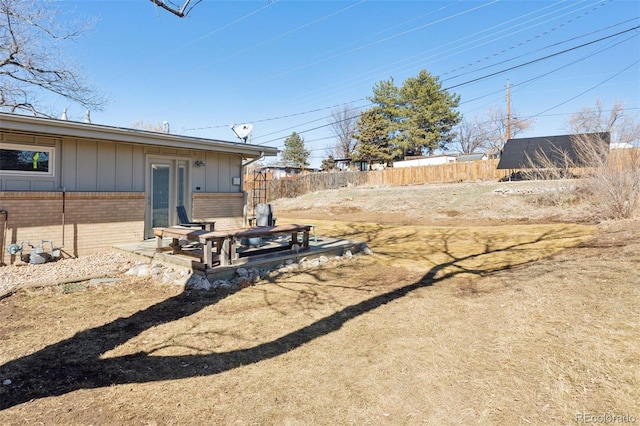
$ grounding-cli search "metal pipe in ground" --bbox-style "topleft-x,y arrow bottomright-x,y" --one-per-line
0,210 -> 7,266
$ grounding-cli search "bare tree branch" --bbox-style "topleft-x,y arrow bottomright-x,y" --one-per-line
481,106 -> 535,155
452,119 -> 487,154
567,99 -> 640,147
0,0 -> 105,116
567,101 -> 640,219
328,105 -> 359,159
148,0 -> 202,18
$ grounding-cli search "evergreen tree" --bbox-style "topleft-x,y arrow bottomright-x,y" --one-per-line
354,69 -> 461,160
352,109 -> 395,167
320,154 -> 336,171
281,132 -> 311,169
400,69 -> 461,155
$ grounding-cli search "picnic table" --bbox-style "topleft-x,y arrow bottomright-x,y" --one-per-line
153,224 -> 312,268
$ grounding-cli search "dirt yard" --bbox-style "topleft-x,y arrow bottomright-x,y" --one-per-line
0,180 -> 638,425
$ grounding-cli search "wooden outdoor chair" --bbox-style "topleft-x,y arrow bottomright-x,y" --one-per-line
176,205 -> 215,231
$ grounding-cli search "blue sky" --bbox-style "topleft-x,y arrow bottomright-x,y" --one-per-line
53,0 -> 640,167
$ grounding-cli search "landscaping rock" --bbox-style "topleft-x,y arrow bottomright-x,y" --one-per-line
187,274 -> 211,290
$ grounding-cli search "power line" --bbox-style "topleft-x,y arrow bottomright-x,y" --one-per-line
159,1 -> 276,58
391,0 -> 606,80
184,13 -> 635,137
251,0 -> 501,85
254,25 -> 639,147
176,0 -> 369,79
461,30 -> 638,115
442,25 -> 640,91
526,59 -> 640,120
184,100 -> 368,132
443,14 -> 635,82
267,0 -> 609,111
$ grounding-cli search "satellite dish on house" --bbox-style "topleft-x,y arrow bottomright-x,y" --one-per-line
231,124 -> 253,143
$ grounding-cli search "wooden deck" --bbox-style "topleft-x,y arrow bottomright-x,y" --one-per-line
153,224 -> 312,268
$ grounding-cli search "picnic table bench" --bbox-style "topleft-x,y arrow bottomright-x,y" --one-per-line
153,224 -> 312,268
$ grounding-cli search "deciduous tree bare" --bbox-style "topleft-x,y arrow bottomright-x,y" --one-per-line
522,99 -> 640,219
0,0 -> 105,116
131,120 -> 169,133
148,0 -> 202,18
452,119 -> 486,154
568,101 -> 640,219
481,106 -> 535,155
328,104 -> 359,159
567,99 -> 640,147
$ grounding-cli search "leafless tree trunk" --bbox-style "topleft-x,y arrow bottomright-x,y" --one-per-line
0,0 -> 105,116
452,119 -> 486,154
567,99 -> 640,148
148,0 -> 201,18
328,104 -> 359,159
481,106 -> 535,155
0,0 -> 106,116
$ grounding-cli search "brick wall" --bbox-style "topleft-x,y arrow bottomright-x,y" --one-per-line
0,191 -> 144,264
192,192 -> 245,229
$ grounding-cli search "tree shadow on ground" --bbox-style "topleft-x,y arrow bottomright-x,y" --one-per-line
0,229 -> 570,410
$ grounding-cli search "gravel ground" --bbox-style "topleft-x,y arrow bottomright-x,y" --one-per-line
0,250 -> 143,296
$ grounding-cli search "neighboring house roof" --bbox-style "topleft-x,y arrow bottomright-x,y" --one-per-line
261,165 -> 319,174
0,112 -> 278,159
458,153 -> 487,162
393,154 -> 457,168
333,158 -> 387,163
610,142 -> 633,149
496,132 -> 610,170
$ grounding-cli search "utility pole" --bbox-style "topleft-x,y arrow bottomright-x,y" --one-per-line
506,80 -> 511,140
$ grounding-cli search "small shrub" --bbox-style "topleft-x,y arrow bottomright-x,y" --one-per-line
520,132 -> 639,221
528,186 -> 580,207
579,148 -> 640,220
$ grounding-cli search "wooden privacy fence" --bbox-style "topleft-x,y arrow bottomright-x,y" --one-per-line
366,159 -> 508,186
247,160 -> 511,201
246,148 -> 640,202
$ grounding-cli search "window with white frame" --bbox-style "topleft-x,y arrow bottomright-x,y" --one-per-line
0,143 -> 55,177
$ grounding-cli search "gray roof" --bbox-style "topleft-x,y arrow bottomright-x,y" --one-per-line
0,112 -> 278,159
496,133 -> 610,170
458,153 -> 486,162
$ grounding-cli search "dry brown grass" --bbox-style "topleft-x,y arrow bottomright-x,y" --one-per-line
1,182 -> 638,425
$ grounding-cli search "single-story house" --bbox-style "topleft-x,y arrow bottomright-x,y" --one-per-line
260,163 -> 319,179
393,154 -> 457,168
0,113 -> 278,264
610,142 -> 634,149
331,158 -> 389,171
457,152 -> 488,162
